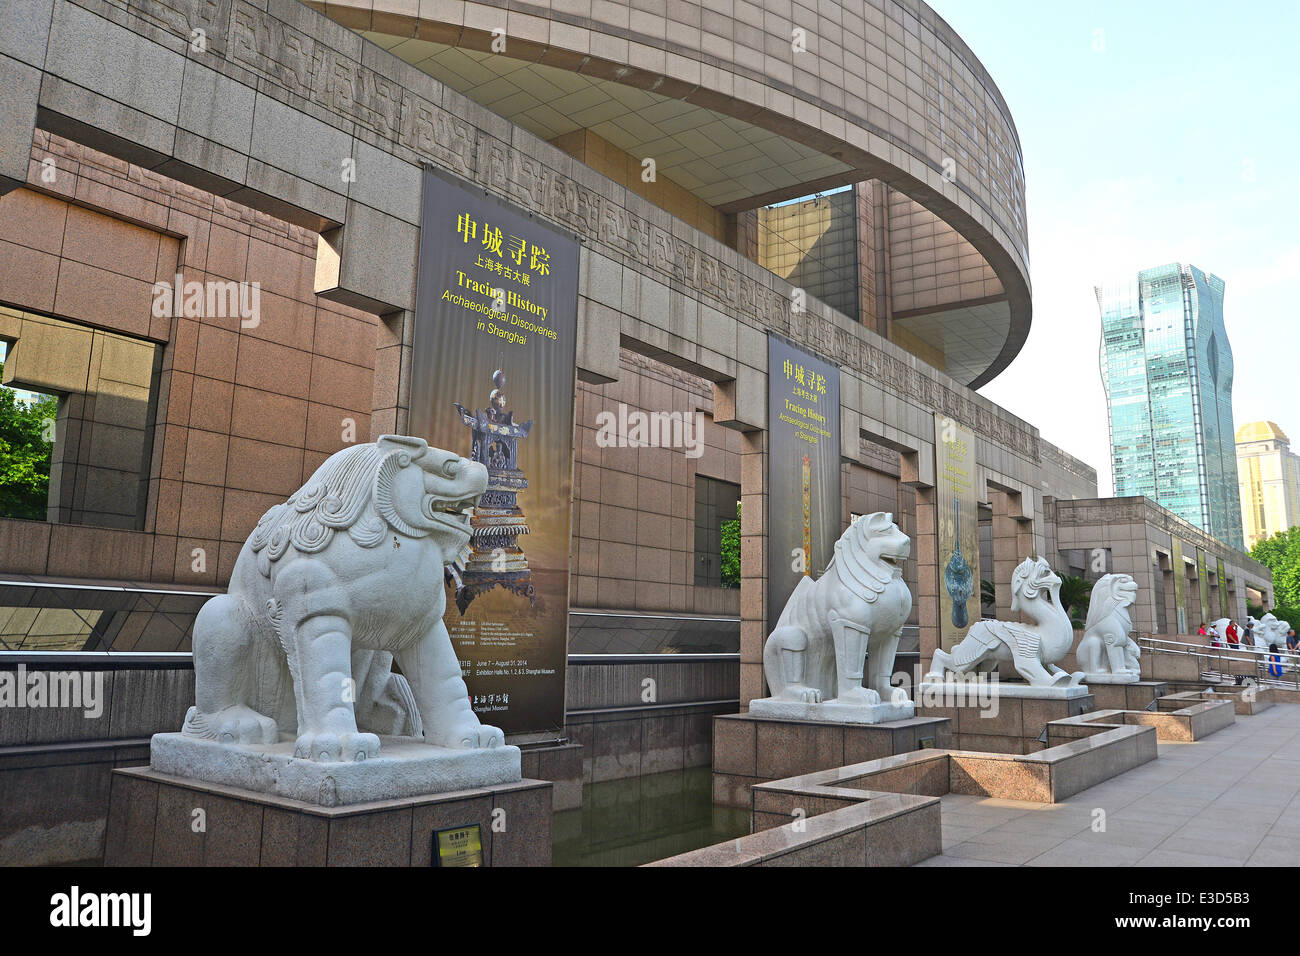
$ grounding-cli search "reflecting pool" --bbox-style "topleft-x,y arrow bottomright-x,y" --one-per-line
552,766 -> 749,867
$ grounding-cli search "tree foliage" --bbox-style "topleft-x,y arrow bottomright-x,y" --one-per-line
0,361 -> 57,520
720,501 -> 740,589
1058,574 -> 1093,629
1268,605 -> 1300,631
1251,526 -> 1300,610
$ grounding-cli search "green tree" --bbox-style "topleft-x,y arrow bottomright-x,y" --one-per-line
1057,574 -> 1093,629
1251,527 -> 1300,609
0,361 -> 57,520
720,501 -> 740,588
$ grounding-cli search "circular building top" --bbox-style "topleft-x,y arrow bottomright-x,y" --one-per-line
325,0 -> 1031,387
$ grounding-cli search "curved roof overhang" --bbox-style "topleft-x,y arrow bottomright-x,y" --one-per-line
320,0 -> 1031,387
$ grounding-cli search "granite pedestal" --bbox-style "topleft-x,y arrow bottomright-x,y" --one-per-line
103,765 -> 552,866
151,733 -> 522,807
915,685 -> 1095,755
711,712 -> 951,808
1086,680 -> 1168,712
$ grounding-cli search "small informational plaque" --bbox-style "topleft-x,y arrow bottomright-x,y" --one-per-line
432,824 -> 484,867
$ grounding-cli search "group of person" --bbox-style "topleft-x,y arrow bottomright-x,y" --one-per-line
1198,618 -> 1298,678
1199,619 -> 1246,646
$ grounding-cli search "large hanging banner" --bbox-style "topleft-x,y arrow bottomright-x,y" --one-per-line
1217,557 -> 1227,619
1171,537 -> 1187,633
766,334 -> 840,638
409,167 -> 579,735
935,412 -> 979,652
1197,550 -> 1211,625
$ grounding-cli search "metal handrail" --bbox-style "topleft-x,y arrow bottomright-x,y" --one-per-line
1135,634 -> 1300,690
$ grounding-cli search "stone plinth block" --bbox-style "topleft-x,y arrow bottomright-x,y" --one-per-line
151,733 -> 521,807
1088,680 -> 1168,712
712,712 -> 950,808
917,680 -> 1089,700
1080,672 -> 1139,685
748,697 -> 915,724
916,686 -> 1095,756
104,766 -> 551,866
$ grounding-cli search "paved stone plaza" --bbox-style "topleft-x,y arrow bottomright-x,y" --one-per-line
919,703 -> 1300,866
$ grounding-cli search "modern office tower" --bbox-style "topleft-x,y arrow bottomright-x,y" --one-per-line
1237,421 -> 1300,548
1097,263 -> 1244,550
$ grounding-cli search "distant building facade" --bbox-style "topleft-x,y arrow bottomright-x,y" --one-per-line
1237,421 -> 1300,548
1097,263 -> 1244,550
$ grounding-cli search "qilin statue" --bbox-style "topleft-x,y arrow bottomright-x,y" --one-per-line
926,556 -> 1081,687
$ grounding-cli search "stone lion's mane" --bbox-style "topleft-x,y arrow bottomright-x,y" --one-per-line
249,442 -> 411,575
829,512 -> 895,603
1012,556 -> 1042,597
1085,574 -> 1137,630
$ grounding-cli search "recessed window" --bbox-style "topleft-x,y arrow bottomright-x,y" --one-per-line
695,475 -> 740,589
0,307 -> 161,529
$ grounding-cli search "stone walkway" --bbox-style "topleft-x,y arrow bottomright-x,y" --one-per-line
916,703 -> 1300,866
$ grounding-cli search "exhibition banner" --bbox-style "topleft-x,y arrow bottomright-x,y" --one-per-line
935,412 -> 979,651
766,334 -> 841,636
1198,550 -> 1211,624
409,167 -> 579,735
1171,537 -> 1187,633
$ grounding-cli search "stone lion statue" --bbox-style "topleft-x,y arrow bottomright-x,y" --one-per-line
1076,573 -> 1140,679
759,512 -> 912,706
1255,613 -> 1291,650
926,556 -> 1080,687
182,435 -> 505,762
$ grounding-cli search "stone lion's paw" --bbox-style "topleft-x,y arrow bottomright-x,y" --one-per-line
443,721 -> 505,749
838,686 -> 880,706
294,730 -> 381,762
778,684 -> 821,703
186,704 -> 277,744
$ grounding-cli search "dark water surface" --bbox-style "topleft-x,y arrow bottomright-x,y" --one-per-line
552,766 -> 749,867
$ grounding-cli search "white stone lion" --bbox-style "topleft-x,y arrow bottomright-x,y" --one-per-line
1255,613 -> 1291,650
182,435 -> 504,762
760,512 -> 912,706
1076,573 -> 1140,680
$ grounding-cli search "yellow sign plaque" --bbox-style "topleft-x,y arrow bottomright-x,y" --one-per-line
433,824 -> 484,867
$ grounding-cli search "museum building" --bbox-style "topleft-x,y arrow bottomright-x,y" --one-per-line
0,0 -> 1273,863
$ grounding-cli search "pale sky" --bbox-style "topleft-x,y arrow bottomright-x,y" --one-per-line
931,0 -> 1300,493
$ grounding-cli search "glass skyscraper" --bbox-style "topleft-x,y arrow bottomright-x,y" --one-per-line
1097,263 -> 1244,550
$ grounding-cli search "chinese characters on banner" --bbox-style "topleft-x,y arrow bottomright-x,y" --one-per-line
409,168 -> 579,735
766,334 -> 841,643
935,412 -> 980,652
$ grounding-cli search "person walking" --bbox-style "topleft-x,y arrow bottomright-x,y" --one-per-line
1287,627 -> 1298,654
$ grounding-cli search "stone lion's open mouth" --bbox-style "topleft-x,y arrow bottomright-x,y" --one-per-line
879,551 -> 908,568
428,497 -> 476,535
438,497 -> 476,517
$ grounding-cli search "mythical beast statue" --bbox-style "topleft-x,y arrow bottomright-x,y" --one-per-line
182,435 -> 505,763
1254,613 -> 1291,650
1076,573 -> 1140,682
753,512 -> 912,716
926,556 -> 1081,688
